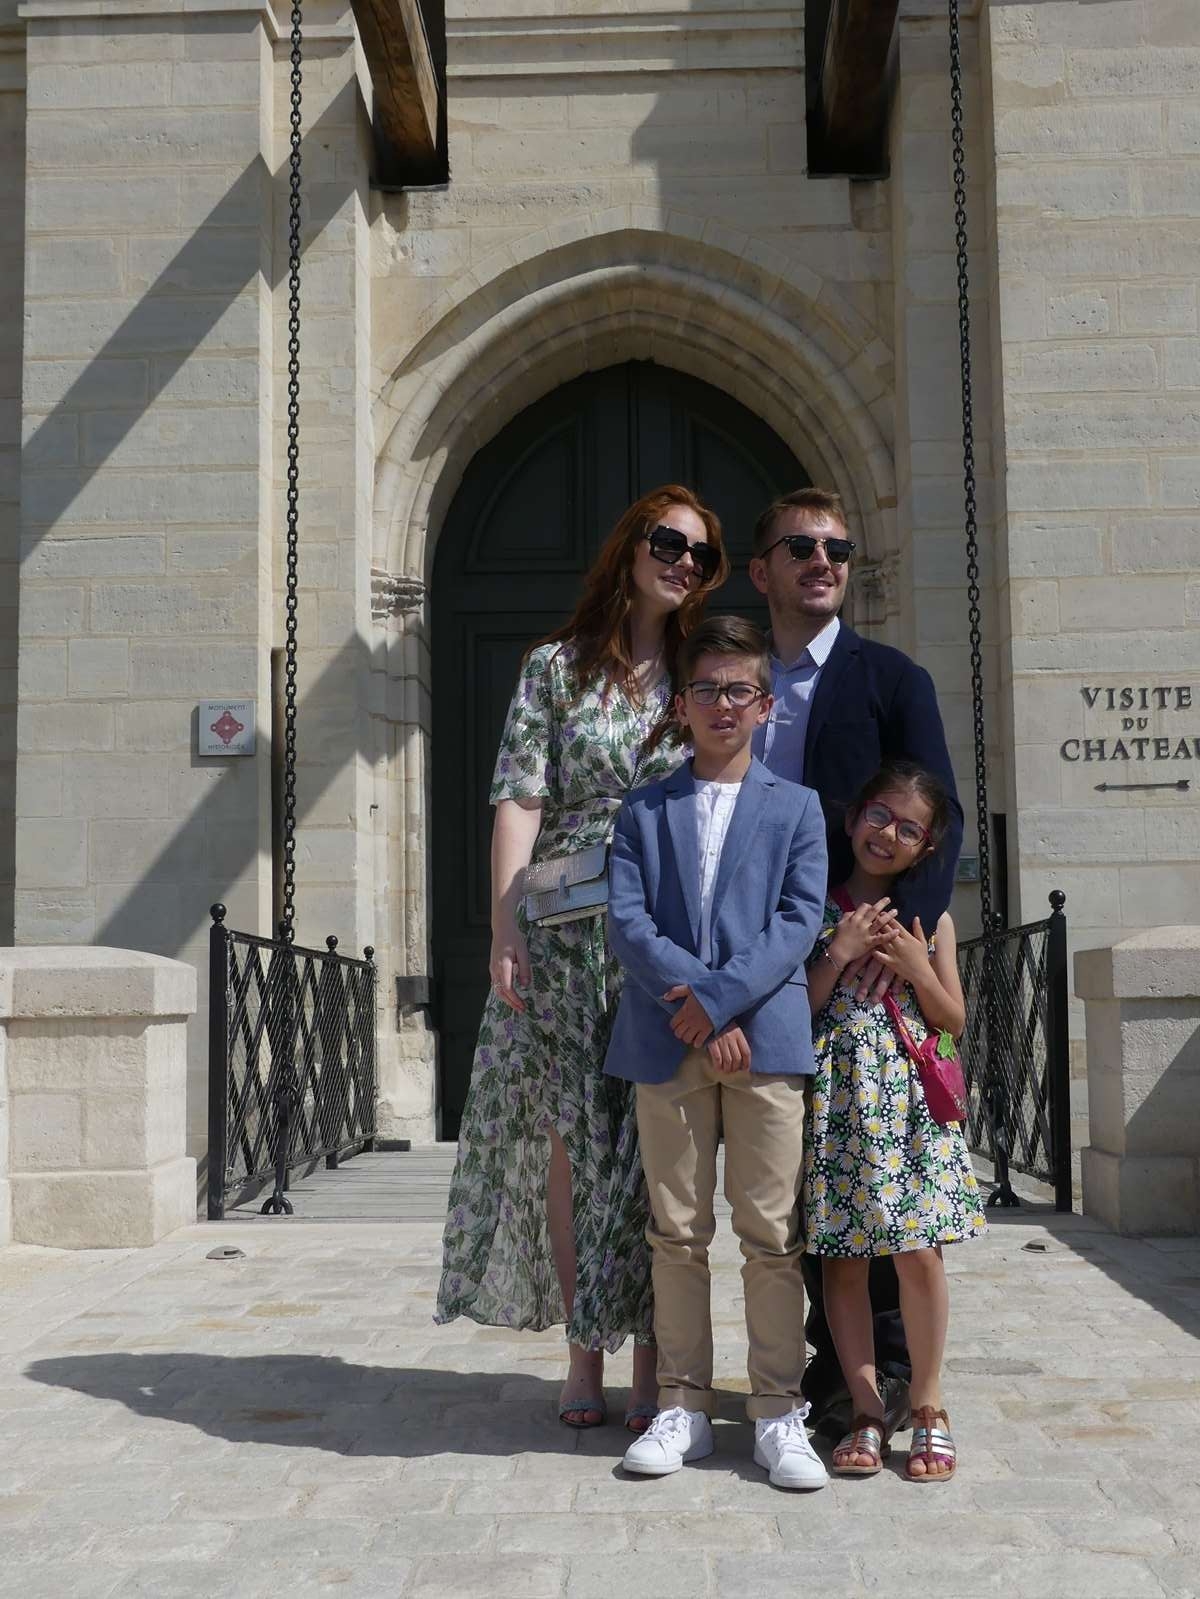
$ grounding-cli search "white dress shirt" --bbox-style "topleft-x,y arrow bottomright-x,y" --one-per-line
695,778 -> 742,965
753,615 -> 841,779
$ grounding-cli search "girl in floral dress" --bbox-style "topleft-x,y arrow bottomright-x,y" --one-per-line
436,486 -> 728,1432
802,761 -> 986,1482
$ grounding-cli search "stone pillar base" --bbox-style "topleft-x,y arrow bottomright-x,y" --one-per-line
10,1156 -> 197,1250
0,947 -> 198,1249
1081,1147 -> 1199,1239
1077,928 -> 1200,1237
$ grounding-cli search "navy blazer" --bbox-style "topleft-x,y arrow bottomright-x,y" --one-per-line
603,758 -> 827,1085
798,624 -> 964,931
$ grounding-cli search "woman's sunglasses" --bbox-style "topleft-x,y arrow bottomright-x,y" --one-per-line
760,533 -> 856,566
861,801 -> 931,850
646,525 -> 721,584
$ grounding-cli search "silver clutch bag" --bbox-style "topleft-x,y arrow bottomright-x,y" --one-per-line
522,843 -> 610,927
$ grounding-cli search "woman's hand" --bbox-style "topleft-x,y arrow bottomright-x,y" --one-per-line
872,915 -> 933,988
828,897 -> 897,972
490,923 -> 531,1012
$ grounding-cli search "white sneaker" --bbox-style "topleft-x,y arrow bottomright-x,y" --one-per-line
622,1405 -> 714,1476
753,1404 -> 829,1490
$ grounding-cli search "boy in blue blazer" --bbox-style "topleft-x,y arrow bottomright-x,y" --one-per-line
605,616 -> 829,1491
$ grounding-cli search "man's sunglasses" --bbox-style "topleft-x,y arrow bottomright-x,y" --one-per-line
646,525 -> 722,583
759,533 -> 856,566
862,801 -> 930,849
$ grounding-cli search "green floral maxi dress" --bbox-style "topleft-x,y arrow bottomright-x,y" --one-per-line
802,899 -> 987,1258
436,643 -> 682,1351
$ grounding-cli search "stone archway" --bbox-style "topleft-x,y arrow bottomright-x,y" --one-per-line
369,227 -> 897,1138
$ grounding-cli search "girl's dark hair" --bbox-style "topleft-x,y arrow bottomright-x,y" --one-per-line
849,760 -> 955,855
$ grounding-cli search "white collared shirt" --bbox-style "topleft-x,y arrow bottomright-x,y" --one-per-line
695,778 -> 742,964
753,615 -> 841,779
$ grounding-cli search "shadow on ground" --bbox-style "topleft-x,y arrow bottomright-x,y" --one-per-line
24,1352 -> 810,1478
25,1355 -> 585,1457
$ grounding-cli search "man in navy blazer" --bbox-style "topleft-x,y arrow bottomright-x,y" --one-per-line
605,617 -> 830,1490
748,486 -> 964,1441
749,492 -> 963,934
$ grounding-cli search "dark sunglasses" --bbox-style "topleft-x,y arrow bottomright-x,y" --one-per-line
760,533 -> 856,566
862,801 -> 931,849
646,525 -> 721,583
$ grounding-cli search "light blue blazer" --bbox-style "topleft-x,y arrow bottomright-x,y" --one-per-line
604,757 -> 828,1085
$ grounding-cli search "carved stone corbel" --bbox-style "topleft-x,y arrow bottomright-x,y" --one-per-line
371,569 -> 427,621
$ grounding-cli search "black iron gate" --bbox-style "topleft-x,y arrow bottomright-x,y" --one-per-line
208,905 -> 377,1218
957,892 -> 1072,1211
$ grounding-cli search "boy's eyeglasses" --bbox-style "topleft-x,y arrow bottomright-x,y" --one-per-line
862,801 -> 931,849
684,681 -> 764,709
759,533 -> 856,566
646,525 -> 722,583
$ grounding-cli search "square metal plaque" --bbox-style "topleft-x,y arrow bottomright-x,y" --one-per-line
198,699 -> 256,757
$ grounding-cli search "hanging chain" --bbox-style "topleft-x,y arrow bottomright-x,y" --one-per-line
948,0 -> 993,932
280,0 -> 304,946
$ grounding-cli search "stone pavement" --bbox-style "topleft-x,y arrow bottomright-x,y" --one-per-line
1,1197 -> 1198,1599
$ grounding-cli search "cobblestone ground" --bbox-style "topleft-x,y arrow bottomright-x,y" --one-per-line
1,1204 -> 1198,1598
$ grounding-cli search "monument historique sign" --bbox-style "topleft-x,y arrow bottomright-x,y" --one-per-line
1060,684 -> 1196,791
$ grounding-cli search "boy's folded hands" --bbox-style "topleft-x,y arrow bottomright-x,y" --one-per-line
663,983 -> 715,1046
706,1025 -> 752,1073
662,984 -> 751,1072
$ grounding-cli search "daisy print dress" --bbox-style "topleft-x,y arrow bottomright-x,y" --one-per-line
436,642 -> 683,1352
802,898 -> 987,1258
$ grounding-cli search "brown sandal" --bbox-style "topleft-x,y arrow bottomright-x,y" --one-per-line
832,1413 -> 890,1477
906,1406 -> 956,1482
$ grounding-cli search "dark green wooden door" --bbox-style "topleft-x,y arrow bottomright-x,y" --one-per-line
431,361 -> 809,1135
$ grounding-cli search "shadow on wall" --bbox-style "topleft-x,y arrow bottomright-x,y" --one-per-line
10,89 -> 368,960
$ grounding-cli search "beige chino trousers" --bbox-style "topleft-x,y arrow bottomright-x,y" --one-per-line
635,1049 -> 808,1422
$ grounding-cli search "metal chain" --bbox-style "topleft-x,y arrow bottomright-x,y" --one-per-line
948,0 -> 993,932
280,0 -> 304,946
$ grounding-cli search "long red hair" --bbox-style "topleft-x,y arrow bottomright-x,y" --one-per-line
532,485 -> 728,702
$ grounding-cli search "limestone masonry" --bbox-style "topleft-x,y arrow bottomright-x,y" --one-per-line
1,0 -> 1197,1169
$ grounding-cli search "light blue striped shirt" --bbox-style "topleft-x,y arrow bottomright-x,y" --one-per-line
753,616 -> 841,781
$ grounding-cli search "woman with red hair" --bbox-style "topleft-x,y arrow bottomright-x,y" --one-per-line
437,486 -> 728,1431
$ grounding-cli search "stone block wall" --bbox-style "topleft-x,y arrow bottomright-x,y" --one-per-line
15,0 -> 280,1160
0,0 -> 23,946
984,0 -> 1200,1052
891,5 -> 997,938
270,3 -> 378,960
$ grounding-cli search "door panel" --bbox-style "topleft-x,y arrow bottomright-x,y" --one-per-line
431,361 -> 809,1135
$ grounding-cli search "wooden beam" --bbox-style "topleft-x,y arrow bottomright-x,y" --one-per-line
815,0 -> 899,175
350,0 -> 443,184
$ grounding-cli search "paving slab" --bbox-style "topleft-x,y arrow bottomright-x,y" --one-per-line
0,1169 -> 1195,1597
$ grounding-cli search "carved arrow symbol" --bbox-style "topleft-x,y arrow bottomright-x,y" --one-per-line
1094,779 -> 1190,793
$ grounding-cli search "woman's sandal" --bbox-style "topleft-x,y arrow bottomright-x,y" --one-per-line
623,1402 -> 658,1436
558,1395 -> 607,1430
906,1406 -> 956,1482
831,1413 -> 890,1477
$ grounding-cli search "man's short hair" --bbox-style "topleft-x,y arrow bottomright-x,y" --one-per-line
752,487 -> 849,557
676,615 -> 772,695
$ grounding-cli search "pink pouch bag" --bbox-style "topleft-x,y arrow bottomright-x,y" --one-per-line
829,884 -> 968,1127
882,993 -> 968,1128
